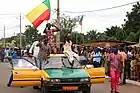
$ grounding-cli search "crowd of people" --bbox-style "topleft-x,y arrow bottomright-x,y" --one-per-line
0,37 -> 140,93
72,45 -> 140,93
0,48 -> 22,62
73,46 -> 140,81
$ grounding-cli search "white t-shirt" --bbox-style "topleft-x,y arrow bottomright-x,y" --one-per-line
63,41 -> 72,52
29,41 -> 40,58
5,50 -> 9,57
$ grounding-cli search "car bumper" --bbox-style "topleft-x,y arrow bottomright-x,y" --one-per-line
44,82 -> 91,91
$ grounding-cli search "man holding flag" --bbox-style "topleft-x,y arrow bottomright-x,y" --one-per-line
26,0 -> 51,69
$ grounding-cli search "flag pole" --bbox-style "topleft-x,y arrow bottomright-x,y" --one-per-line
139,37 -> 140,47
56,0 -> 60,49
81,24 -> 82,33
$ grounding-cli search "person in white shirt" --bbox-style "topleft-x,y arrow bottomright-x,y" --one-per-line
63,32 -> 79,66
29,38 -> 41,67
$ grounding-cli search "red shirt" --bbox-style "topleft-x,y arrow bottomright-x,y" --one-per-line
108,53 -> 121,72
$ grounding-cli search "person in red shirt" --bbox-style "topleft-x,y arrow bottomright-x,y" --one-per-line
108,48 -> 121,93
43,23 -> 60,48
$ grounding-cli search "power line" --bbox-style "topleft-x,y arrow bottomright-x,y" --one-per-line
0,14 -> 19,16
0,25 -> 19,32
0,16 -> 19,19
61,0 -> 140,13
0,13 -> 24,15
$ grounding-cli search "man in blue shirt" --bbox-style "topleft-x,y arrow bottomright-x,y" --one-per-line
93,48 -> 102,68
7,49 -> 17,87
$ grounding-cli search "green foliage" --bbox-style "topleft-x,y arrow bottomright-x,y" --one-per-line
24,26 -> 41,45
0,26 -> 41,48
122,2 -> 140,42
124,2 -> 140,33
125,32 -> 136,42
104,26 -> 127,41
86,30 -> 98,42
53,14 -> 80,42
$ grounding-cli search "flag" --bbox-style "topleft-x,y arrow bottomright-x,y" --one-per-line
79,15 -> 83,25
26,0 -> 51,28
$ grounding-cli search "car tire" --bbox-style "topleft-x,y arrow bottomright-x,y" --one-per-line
41,83 -> 48,93
82,86 -> 91,93
33,86 -> 39,89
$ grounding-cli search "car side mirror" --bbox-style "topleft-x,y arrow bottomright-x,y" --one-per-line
85,65 -> 94,69
32,66 -> 39,70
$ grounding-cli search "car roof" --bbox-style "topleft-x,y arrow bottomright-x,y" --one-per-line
49,54 -> 66,57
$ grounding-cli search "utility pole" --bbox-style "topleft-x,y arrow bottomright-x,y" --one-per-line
14,32 -> 15,36
139,37 -> 140,47
19,13 -> 22,49
4,25 -> 6,48
56,0 -> 60,49
75,33 -> 77,44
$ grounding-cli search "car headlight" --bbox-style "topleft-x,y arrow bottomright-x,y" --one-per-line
80,78 -> 89,82
47,78 -> 60,82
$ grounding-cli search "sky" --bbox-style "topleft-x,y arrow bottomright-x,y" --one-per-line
0,0 -> 138,38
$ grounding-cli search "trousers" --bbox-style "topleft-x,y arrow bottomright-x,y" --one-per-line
110,71 -> 120,91
38,58 -> 44,70
64,51 -> 79,63
7,73 -> 13,86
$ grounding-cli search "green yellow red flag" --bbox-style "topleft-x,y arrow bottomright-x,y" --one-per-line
26,0 -> 51,28
79,15 -> 83,25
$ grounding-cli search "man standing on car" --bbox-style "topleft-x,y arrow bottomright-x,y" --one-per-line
29,38 -> 42,67
63,32 -> 79,66
37,39 -> 50,69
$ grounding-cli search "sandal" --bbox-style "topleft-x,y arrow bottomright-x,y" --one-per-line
7,84 -> 10,87
111,89 -> 114,93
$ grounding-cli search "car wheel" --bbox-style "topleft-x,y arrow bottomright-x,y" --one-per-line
82,86 -> 91,93
33,86 -> 39,89
41,83 -> 48,93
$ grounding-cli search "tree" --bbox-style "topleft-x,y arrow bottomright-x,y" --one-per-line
123,2 -> 140,41
115,29 -> 127,41
96,33 -> 109,40
86,30 -> 99,42
125,32 -> 136,42
104,26 -> 128,41
105,26 -> 119,40
24,26 -> 41,46
135,30 -> 140,41
52,14 -> 80,42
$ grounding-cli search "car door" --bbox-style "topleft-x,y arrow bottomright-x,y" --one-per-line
10,58 -> 41,87
84,66 -> 105,84
79,56 -> 105,84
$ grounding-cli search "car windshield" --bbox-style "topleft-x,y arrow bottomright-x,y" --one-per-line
43,56 -> 82,69
12,58 -> 38,69
79,56 -> 87,60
